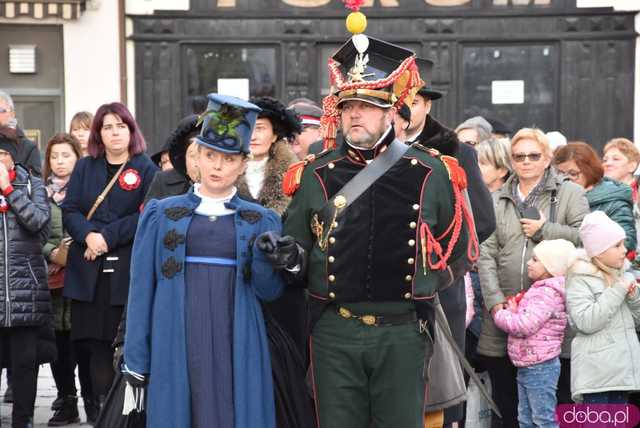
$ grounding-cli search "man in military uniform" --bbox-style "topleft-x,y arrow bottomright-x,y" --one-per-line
258,31 -> 476,428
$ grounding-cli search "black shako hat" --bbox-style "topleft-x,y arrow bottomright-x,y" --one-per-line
331,35 -> 420,108
415,58 -> 442,101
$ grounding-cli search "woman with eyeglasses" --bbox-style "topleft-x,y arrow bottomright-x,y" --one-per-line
554,142 -> 636,253
477,128 -> 589,427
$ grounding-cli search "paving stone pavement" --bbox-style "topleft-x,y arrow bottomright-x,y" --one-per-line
0,366 -> 92,427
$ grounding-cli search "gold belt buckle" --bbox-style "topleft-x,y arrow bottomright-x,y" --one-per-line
338,307 -> 352,319
338,307 -> 377,326
361,315 -> 377,326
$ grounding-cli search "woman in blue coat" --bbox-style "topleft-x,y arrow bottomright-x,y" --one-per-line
124,94 -> 284,428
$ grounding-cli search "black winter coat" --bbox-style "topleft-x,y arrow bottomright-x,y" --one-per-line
0,165 -> 51,327
15,127 -> 42,177
410,116 -> 496,244
143,168 -> 190,205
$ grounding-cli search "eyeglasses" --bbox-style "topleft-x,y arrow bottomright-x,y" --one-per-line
512,152 -> 543,163
461,140 -> 478,146
558,169 -> 582,179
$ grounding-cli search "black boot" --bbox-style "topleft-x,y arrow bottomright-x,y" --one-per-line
51,394 -> 64,411
47,395 -> 80,426
83,396 -> 100,425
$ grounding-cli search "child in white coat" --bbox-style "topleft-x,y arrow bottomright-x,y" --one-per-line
567,211 -> 640,403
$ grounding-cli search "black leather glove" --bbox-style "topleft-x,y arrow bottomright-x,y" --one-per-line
123,369 -> 148,388
256,232 -> 299,270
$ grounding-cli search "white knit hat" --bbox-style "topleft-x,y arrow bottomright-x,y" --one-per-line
533,239 -> 577,277
579,211 -> 626,258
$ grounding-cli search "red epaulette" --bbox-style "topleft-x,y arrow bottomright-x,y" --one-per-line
439,155 -> 468,190
282,154 -> 316,197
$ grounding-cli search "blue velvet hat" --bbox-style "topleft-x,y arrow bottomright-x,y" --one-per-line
195,94 -> 261,155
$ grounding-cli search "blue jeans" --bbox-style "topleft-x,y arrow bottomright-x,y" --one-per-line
517,357 -> 561,428
583,391 -> 629,404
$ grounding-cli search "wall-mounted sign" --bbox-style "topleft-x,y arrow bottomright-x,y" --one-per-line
491,80 -> 524,104
217,78 -> 250,100
9,45 -> 36,74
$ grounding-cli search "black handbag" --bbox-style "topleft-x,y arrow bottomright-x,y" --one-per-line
94,369 -> 146,428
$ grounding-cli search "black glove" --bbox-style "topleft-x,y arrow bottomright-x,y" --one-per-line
256,232 -> 299,270
123,369 -> 148,388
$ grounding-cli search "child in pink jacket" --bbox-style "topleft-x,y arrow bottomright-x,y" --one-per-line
493,239 -> 574,428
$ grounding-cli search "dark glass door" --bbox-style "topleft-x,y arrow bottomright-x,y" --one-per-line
461,43 -> 559,133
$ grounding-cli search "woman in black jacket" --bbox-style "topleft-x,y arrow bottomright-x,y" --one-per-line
0,126 -> 51,428
61,103 -> 157,413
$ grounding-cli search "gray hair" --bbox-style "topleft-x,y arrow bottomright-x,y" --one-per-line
455,116 -> 493,143
475,138 -> 512,172
0,91 -> 14,110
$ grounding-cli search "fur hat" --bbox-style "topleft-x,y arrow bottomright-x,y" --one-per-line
533,239 -> 577,277
251,97 -> 301,142
167,115 -> 201,179
579,211 -> 626,258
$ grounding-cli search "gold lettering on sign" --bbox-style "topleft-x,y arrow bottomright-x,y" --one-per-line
218,0 -> 236,6
361,0 -> 400,6
281,0 -> 331,6
426,0 -> 471,5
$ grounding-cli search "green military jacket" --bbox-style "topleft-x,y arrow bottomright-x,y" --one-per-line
283,132 -> 469,308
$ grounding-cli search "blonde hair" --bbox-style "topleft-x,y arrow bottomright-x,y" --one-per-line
591,256 -> 617,287
603,137 -> 640,165
476,138 -> 511,172
69,111 -> 93,132
510,128 -> 553,158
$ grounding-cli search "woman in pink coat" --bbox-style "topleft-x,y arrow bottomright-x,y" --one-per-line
493,239 -> 574,428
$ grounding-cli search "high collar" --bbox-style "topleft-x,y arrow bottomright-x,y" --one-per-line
409,114 -> 459,157
345,126 -> 396,163
193,184 -> 237,216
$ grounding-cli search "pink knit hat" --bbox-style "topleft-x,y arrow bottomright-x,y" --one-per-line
579,211 -> 626,258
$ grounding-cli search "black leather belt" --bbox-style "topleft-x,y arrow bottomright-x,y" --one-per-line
336,306 -> 417,327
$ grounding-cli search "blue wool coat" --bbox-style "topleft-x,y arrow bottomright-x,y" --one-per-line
124,190 -> 284,428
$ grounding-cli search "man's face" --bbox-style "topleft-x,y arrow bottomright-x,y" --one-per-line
0,99 -> 15,127
340,100 -> 392,148
291,125 -> 321,160
407,94 -> 431,136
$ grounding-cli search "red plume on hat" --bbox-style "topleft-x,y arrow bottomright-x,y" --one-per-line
344,0 -> 365,11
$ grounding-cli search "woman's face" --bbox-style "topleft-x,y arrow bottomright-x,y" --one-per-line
100,113 -> 131,156
70,126 -> 90,155
197,145 -> 246,197
555,159 -> 588,189
603,147 -> 637,184
49,143 -> 78,179
478,158 -> 508,192
511,138 -> 550,183
185,138 -> 199,182
250,118 -> 278,160
595,239 -> 627,270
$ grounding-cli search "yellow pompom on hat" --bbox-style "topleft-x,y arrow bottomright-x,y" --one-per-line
320,0 -> 425,149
